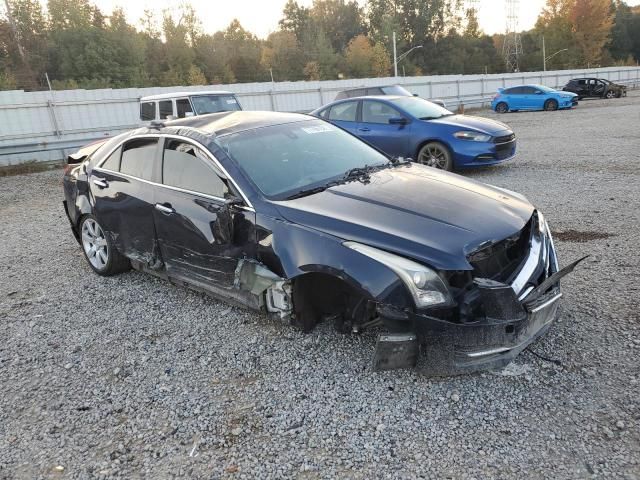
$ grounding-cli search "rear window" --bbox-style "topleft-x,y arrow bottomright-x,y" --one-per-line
328,102 -> 357,122
120,139 -> 157,180
140,102 -> 155,121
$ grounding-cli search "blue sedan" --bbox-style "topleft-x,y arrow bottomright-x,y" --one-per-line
491,84 -> 578,113
311,96 -> 516,171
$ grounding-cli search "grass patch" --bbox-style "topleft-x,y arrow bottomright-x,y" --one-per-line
0,160 -> 64,177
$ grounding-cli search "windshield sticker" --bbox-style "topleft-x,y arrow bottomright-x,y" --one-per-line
301,125 -> 333,134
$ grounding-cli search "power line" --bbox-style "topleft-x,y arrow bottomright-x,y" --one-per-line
502,0 -> 523,72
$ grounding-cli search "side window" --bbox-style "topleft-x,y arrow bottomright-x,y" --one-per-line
578,79 -> 587,86
176,98 -> 193,118
140,102 -> 155,121
522,87 -> 538,94
362,100 -> 401,124
162,140 -> 229,199
317,108 -> 329,119
366,87 -> 384,95
120,139 -> 158,181
159,100 -> 173,119
328,101 -> 358,122
101,146 -> 122,171
348,89 -> 365,98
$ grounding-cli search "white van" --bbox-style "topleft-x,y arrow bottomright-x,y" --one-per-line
139,91 -> 242,123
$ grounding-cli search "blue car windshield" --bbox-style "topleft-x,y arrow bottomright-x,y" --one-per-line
389,97 -> 453,120
217,120 -> 390,199
534,85 -> 555,93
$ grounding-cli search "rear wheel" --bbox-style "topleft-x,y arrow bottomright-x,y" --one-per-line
495,102 -> 508,114
417,142 -> 453,171
80,215 -> 130,276
544,99 -> 558,111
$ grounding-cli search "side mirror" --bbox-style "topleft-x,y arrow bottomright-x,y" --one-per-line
388,116 -> 408,125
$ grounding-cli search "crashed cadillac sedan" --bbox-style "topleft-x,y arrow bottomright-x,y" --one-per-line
62,111 -> 582,375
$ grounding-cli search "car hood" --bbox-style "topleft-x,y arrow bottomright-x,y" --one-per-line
273,165 -> 534,271
557,91 -> 577,98
427,114 -> 512,136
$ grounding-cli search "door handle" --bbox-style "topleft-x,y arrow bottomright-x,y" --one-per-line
92,178 -> 108,188
155,203 -> 175,214
358,127 -> 371,132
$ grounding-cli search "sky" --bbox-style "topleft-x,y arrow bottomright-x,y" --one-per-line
67,0 -> 640,38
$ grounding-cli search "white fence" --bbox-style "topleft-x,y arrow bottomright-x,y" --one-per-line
1,66 -> 639,166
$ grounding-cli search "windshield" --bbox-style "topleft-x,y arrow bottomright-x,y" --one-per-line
217,119 -> 390,200
535,85 -> 555,93
191,94 -> 241,114
389,96 -> 453,120
381,85 -> 413,96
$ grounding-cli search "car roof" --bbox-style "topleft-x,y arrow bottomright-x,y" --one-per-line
140,91 -> 235,101
150,111 -> 313,138
340,85 -> 400,92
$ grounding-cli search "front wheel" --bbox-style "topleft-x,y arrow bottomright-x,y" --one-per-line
605,90 -> 615,99
417,142 -> 453,171
544,99 -> 558,111
495,102 -> 508,114
80,215 -> 130,276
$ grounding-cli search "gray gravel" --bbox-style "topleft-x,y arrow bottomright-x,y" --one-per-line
1,93 -> 640,479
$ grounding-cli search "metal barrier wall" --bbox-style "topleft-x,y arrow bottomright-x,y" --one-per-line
1,66 -> 639,165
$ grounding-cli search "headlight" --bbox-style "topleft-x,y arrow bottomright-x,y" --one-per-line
453,131 -> 491,142
344,242 -> 453,308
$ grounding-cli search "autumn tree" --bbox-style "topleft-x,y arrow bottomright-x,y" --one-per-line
570,0 -> 613,65
344,34 -> 391,77
261,31 -> 305,81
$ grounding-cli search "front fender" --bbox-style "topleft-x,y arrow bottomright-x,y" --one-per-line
256,214 -> 413,308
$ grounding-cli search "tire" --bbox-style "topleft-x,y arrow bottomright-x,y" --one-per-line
495,102 -> 508,114
544,99 -> 558,111
605,90 -> 615,99
615,91 -> 622,98
417,142 -> 453,171
79,214 -> 130,276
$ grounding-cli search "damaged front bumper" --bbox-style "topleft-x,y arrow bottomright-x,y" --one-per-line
373,212 -> 586,375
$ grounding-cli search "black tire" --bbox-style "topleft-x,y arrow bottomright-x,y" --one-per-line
544,99 -> 558,111
417,142 -> 453,171
615,91 -> 622,98
495,102 -> 508,114
605,90 -> 615,99
79,214 -> 130,276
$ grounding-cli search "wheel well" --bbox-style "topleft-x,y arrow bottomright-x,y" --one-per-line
291,272 -> 374,333
495,101 -> 508,110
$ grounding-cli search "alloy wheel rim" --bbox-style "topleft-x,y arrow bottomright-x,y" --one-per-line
420,146 -> 447,169
82,219 -> 108,270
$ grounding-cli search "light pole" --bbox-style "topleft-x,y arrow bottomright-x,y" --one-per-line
393,32 -> 423,77
543,36 -> 568,71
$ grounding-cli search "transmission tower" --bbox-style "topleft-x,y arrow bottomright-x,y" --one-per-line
502,0 -> 523,72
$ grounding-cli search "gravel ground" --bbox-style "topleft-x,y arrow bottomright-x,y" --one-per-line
1,92 -> 639,480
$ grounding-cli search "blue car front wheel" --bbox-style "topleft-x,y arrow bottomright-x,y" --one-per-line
417,142 -> 453,171
544,99 -> 559,111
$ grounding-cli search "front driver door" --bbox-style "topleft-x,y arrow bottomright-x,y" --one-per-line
357,100 -> 410,157
153,138 -> 255,288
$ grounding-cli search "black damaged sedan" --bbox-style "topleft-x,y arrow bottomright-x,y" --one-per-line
63,111 -> 582,375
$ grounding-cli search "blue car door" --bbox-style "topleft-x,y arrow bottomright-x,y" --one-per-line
508,87 -> 527,109
525,86 -> 545,109
326,100 -> 359,134
357,100 -> 410,157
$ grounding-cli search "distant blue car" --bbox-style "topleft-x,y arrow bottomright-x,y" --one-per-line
311,96 -> 516,171
491,84 -> 578,113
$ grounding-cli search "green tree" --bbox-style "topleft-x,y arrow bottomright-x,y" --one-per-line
309,0 -> 366,53
261,31 -> 305,81
344,34 -> 390,77
222,19 -> 265,82
279,0 -> 310,40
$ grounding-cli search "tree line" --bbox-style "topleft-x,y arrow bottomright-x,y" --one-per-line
1,0 -> 639,91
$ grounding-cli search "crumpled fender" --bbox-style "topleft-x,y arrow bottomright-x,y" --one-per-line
256,214 -> 413,308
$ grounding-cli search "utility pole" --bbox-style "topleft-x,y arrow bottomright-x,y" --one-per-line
393,31 -> 398,77
543,35 -> 546,71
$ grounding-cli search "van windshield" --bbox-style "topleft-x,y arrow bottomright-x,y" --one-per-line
191,95 -> 242,114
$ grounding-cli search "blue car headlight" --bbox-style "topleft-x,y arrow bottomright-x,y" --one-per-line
344,242 -> 453,308
453,131 -> 492,142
